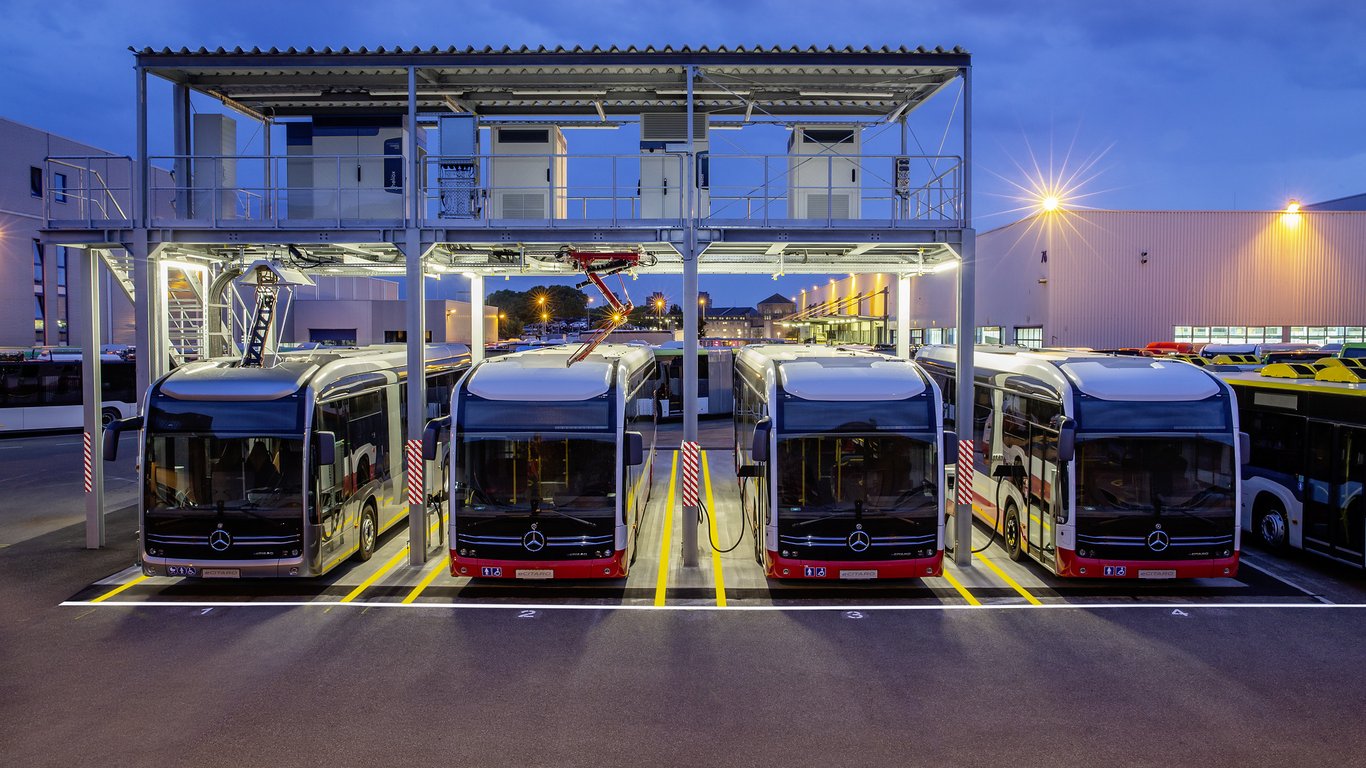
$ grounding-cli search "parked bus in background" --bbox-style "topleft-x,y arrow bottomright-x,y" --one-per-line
0,358 -> 137,433
733,345 -> 950,580
916,345 -> 1245,579
437,344 -> 657,580
1221,359 -> 1366,566
106,344 -> 470,579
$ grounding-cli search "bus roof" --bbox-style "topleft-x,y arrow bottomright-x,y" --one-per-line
157,344 -> 470,401
1218,370 -> 1366,398
915,344 -> 1223,402
465,344 -> 653,402
737,345 -> 928,401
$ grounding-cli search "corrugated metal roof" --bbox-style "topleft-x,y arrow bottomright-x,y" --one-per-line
133,44 -> 968,57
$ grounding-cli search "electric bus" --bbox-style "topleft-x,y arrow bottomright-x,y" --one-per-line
733,345 -> 950,580
0,358 -> 137,433
1221,360 -> 1366,567
441,344 -> 658,580
916,345 -> 1245,579
106,344 -> 470,578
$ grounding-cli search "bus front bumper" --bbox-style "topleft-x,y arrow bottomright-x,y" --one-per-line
451,552 -> 628,580
141,554 -> 309,578
1055,549 -> 1240,579
765,550 -> 944,580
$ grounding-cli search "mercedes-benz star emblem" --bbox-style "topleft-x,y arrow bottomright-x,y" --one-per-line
1146,529 -> 1170,553
208,530 -> 232,552
522,530 -> 546,552
847,530 -> 872,553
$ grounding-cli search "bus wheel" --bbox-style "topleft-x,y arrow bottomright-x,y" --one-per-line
357,504 -> 378,562
1255,500 -> 1289,553
1004,503 -> 1026,562
100,408 -> 120,427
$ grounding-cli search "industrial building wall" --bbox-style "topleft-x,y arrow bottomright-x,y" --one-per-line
0,117 -> 136,348
286,298 -> 497,346
1038,210 -> 1366,348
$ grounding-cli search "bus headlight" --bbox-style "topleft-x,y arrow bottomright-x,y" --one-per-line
1222,549 -> 1231,558
782,550 -> 790,558
459,548 -> 467,556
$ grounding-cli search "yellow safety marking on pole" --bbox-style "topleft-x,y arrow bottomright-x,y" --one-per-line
90,574 -> 149,604
940,568 -> 981,606
401,555 -> 449,604
700,450 -> 727,608
653,451 -> 679,607
976,553 -> 1043,605
340,545 -> 410,603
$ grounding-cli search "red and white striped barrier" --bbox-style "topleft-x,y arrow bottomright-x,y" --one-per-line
405,438 -> 424,508
83,431 -> 94,494
681,440 -> 700,508
955,438 -> 974,505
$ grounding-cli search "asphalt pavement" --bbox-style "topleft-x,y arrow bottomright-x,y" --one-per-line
3,431 -> 1366,767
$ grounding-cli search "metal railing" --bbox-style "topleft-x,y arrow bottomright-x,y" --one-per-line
44,156 -> 135,228
49,152 -> 963,229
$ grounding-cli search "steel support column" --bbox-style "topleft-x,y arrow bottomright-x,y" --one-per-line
680,64 -> 700,567
952,233 -> 976,567
131,238 -> 164,400
404,68 -> 430,566
895,273 -> 911,360
173,83 -> 191,218
469,274 -> 485,363
81,248 -> 106,549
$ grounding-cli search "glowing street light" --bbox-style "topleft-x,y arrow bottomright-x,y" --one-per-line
1041,195 -> 1061,212
1281,199 -> 1303,228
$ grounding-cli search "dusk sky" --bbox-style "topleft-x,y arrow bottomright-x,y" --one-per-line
3,0 -> 1362,306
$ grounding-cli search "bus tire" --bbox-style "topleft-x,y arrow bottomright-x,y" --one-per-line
1254,497 -> 1289,553
356,503 -> 378,562
1005,503 -> 1026,562
100,407 -> 120,428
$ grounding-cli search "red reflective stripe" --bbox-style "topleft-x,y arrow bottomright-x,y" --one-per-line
405,439 -> 424,507
681,440 -> 700,507
82,432 -> 94,494
955,439 -> 974,504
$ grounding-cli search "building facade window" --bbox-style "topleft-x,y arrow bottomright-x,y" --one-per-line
383,330 -> 433,343
56,247 -> 69,344
1014,326 -> 1044,349
975,326 -> 1002,344
1289,326 -> 1366,345
907,328 -> 925,346
53,172 -> 68,203
1173,325 -> 1283,344
30,166 -> 42,198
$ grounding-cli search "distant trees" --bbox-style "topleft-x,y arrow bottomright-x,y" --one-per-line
486,284 -> 591,338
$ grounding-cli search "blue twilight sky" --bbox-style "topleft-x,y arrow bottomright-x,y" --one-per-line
3,0 -> 1363,306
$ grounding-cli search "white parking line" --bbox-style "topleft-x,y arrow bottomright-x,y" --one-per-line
1239,554 -> 1335,604
61,599 -> 1357,613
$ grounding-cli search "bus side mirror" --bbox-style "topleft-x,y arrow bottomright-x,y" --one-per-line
625,431 -> 644,466
102,415 -> 142,462
752,417 -> 772,463
422,416 -> 450,461
738,465 -> 762,478
942,431 -> 958,465
1056,417 -> 1077,463
1239,432 -> 1251,465
315,431 -> 336,466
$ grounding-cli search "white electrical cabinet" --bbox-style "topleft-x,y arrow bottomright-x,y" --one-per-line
488,126 -> 567,219
639,113 -> 708,219
787,125 -> 862,219
285,116 -> 421,220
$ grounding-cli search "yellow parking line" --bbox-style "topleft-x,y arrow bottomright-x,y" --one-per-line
401,555 -> 450,604
976,553 -> 1043,605
940,568 -> 981,606
653,452 -> 679,607
340,545 -> 410,603
700,450 -> 727,608
90,574 -> 149,604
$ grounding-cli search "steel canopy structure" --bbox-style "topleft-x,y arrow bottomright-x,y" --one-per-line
44,43 -> 977,569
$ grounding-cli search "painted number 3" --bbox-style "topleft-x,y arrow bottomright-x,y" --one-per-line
845,611 -> 865,620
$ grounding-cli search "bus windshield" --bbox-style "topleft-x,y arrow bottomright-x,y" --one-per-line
456,434 -> 617,517
776,434 -> 937,518
1076,437 -> 1234,519
145,434 -> 304,511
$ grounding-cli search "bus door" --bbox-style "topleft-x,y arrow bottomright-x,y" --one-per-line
1303,422 -> 1366,565
1024,419 -> 1059,566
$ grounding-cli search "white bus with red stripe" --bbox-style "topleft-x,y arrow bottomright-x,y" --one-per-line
916,345 -> 1244,579
440,344 -> 658,580
733,345 -> 951,580
105,344 -> 469,579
